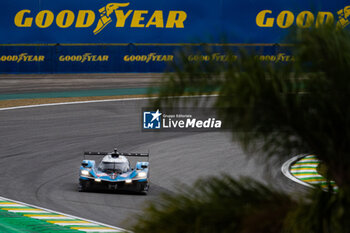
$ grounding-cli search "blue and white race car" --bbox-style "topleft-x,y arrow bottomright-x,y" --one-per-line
79,148 -> 149,194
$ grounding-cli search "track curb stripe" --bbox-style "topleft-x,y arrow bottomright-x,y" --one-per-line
0,196 -> 128,232
281,155 -> 338,191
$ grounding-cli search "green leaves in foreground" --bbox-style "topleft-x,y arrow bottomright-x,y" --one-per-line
286,187 -> 350,233
136,26 -> 350,233
152,27 -> 350,188
132,176 -> 296,233
132,176 -> 350,233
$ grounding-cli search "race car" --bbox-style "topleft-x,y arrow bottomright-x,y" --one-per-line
78,148 -> 149,194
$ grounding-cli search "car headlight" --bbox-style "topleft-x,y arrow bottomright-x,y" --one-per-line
137,171 -> 147,178
125,179 -> 132,184
81,170 -> 90,176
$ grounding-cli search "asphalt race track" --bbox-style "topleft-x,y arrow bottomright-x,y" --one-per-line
0,98 -> 305,229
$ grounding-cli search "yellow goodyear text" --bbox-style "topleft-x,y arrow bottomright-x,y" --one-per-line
256,9 -> 335,28
188,53 -> 237,62
0,53 -> 45,63
14,3 -> 187,35
255,53 -> 295,63
59,53 -> 109,63
186,53 -> 294,63
123,53 -> 174,63
14,10 -> 95,28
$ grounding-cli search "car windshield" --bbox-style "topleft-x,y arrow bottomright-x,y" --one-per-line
98,162 -> 129,173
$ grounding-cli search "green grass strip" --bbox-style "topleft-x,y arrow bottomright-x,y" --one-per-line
0,87 -> 159,100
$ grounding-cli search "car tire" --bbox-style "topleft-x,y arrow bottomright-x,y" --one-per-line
78,180 -> 89,192
137,183 -> 149,195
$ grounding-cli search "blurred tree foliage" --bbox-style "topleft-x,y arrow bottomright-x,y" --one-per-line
133,176 -> 295,233
134,27 -> 350,232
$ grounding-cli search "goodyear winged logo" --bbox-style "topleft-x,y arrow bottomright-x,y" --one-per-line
93,2 -> 187,34
14,2 -> 187,35
94,3 -> 130,34
337,6 -> 350,29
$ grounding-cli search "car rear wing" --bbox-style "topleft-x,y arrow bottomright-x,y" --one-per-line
83,148 -> 149,159
117,153 -> 149,157
84,152 -> 109,156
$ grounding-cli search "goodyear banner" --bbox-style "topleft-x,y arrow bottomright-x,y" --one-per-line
0,0 -> 347,73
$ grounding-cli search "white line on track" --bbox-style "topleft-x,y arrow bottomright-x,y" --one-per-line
28,216 -> 75,220
0,95 -> 218,111
0,203 -> 25,207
